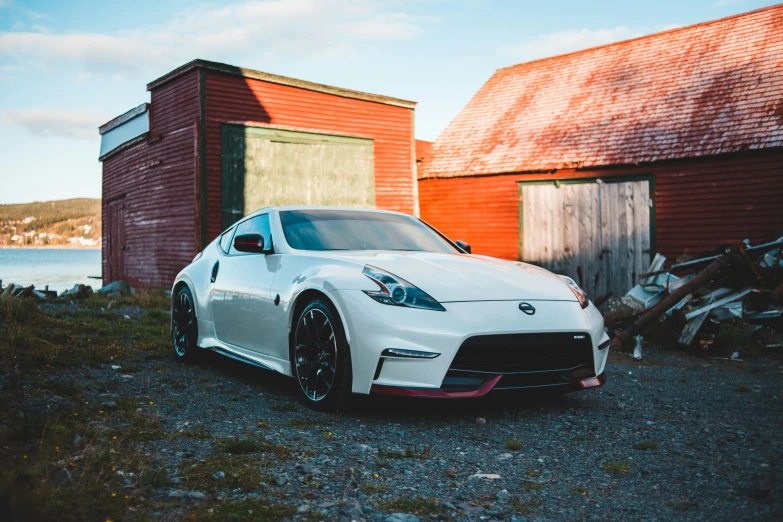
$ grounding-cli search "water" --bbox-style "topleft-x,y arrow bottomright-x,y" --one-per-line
0,248 -> 101,293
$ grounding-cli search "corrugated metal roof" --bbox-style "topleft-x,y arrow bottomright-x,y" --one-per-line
421,5 -> 783,179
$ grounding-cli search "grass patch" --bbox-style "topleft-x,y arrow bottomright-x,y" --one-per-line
571,487 -> 589,496
505,439 -> 524,451
601,459 -> 633,474
218,438 -> 263,455
735,384 -> 751,393
182,456 -> 273,490
522,481 -> 545,491
199,498 -> 297,521
635,441 -> 660,451
376,497 -> 444,515
378,446 -> 432,460
138,466 -> 173,488
510,496 -> 542,515
180,426 -> 212,439
286,417 -> 327,429
572,434 -> 594,442
361,482 -> 388,494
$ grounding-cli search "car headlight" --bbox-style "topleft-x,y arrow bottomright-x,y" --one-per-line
192,251 -> 203,263
362,265 -> 445,311
558,275 -> 589,309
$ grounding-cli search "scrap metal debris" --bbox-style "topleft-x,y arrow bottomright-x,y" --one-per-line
609,236 -> 783,353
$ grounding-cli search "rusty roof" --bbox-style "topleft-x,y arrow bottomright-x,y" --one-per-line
421,5 -> 783,179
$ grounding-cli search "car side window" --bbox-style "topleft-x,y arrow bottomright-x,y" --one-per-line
229,214 -> 273,255
218,228 -> 234,253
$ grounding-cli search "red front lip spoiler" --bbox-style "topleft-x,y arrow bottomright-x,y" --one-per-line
370,372 -> 606,398
371,375 -> 502,398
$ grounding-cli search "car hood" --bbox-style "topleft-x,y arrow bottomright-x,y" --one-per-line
323,251 -> 577,303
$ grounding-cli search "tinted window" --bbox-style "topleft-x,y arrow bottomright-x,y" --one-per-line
218,228 -> 234,253
229,214 -> 273,255
280,210 -> 458,253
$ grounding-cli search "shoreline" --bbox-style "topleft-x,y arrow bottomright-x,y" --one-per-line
0,246 -> 100,250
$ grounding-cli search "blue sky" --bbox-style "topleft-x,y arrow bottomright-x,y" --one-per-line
0,0 -> 773,204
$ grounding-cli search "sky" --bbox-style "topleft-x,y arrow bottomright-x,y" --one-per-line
0,0 -> 775,204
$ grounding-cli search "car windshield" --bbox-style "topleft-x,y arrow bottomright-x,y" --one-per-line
279,209 -> 459,253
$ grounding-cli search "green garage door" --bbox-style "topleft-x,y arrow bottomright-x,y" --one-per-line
222,125 -> 374,229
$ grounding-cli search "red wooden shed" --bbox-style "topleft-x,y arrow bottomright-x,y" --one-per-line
99,60 -> 417,288
419,5 -> 783,298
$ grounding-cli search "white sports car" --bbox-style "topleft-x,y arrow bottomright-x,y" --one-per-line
172,206 -> 609,411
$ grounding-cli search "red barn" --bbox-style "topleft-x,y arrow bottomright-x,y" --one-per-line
99,60 -> 417,288
419,5 -> 783,298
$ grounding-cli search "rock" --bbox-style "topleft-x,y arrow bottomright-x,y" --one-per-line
212,471 -> 225,481
72,434 -> 83,445
297,504 -> 310,513
476,417 -> 487,425
123,479 -> 132,488
296,462 -> 318,475
404,470 -> 413,476
97,281 -> 135,297
385,514 -> 420,522
167,489 -> 186,498
752,481 -> 771,499
497,453 -> 513,460
469,473 -> 501,480
170,476 -> 181,484
273,473 -> 288,486
496,489 -> 510,502
187,491 -> 206,500
61,284 -> 93,299
55,468 -> 72,484
102,400 -> 117,410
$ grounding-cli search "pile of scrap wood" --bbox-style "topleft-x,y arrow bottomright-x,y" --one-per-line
609,237 -> 783,354
0,282 -> 57,299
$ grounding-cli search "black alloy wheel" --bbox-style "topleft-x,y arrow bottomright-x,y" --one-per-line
292,299 -> 352,411
172,286 -> 199,361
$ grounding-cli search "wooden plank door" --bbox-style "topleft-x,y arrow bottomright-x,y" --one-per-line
108,199 -> 126,283
520,179 -> 652,298
221,125 -> 374,230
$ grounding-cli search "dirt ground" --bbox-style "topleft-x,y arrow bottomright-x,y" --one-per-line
0,293 -> 781,521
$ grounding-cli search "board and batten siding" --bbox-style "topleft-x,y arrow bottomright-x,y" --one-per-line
419,147 -> 783,269
520,180 -> 651,297
204,71 -> 415,242
101,69 -> 200,288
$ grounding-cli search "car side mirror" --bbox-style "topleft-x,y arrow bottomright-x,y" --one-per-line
233,233 -> 269,254
455,240 -> 471,254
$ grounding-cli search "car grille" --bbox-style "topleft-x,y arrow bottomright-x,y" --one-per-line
442,332 -> 594,390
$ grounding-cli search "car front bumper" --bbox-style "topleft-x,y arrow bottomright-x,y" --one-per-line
329,290 -> 610,396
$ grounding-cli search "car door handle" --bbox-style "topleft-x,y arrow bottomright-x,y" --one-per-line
211,261 -> 219,283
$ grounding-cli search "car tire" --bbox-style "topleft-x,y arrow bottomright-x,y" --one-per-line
171,285 -> 202,363
291,299 -> 353,412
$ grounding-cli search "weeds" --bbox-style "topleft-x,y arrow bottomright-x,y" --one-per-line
601,459 -> 633,474
376,497 -> 444,515
505,439 -> 524,451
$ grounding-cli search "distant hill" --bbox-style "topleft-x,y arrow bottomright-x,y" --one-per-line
0,198 -> 101,247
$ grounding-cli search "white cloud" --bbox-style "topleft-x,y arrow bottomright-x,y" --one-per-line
3,108 -> 111,140
0,0 -> 428,76
713,0 -> 747,6
500,25 -> 675,63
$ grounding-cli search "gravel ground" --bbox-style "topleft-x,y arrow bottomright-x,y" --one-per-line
67,339 -> 783,521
